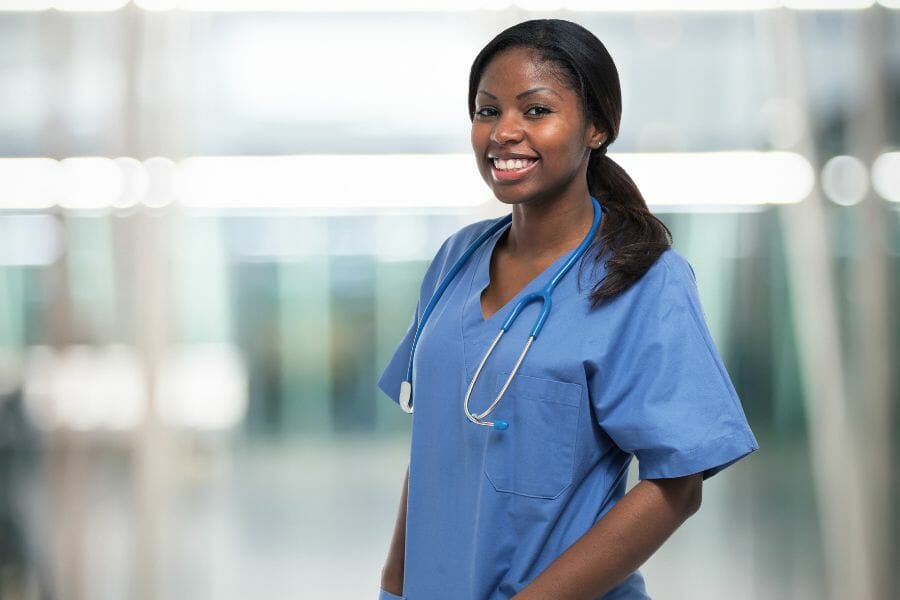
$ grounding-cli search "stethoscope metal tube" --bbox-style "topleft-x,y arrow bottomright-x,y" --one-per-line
400,196 -> 603,430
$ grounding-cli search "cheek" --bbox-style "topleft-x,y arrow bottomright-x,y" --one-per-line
471,122 -> 490,149
539,125 -> 586,164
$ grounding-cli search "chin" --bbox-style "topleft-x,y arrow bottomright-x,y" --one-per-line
491,193 -> 527,207
490,187 -> 545,207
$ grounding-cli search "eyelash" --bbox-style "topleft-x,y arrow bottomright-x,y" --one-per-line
474,105 -> 553,119
525,105 -> 552,116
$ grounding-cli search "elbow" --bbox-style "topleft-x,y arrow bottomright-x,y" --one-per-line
683,476 -> 703,516
667,473 -> 703,517
652,473 -> 703,519
649,473 -> 703,516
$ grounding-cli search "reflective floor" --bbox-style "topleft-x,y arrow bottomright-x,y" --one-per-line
3,430 -> 841,600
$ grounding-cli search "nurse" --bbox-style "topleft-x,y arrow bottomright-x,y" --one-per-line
378,19 -> 758,600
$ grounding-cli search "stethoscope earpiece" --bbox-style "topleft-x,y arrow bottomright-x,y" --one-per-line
492,420 -> 509,431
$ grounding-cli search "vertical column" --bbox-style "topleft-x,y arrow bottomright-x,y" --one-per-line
845,8 -> 895,600
766,8 -> 875,600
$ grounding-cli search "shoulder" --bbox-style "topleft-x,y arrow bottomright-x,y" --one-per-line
418,215 -> 507,296
618,247 -> 696,296
437,216 -> 506,259
592,247 -> 698,317
635,248 -> 707,324
657,247 -> 697,287
583,247 -> 707,345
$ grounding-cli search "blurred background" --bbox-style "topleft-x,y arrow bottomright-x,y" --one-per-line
0,1 -> 897,599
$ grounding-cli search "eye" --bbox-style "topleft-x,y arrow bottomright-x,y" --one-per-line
474,107 -> 498,119
525,105 -> 552,116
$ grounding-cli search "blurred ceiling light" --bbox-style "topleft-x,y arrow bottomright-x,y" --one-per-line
783,0 -> 874,7
821,155 -> 869,206
0,215 -> 63,266
155,344 -> 248,430
113,157 -> 149,209
0,0 -> 883,11
871,151 -> 899,203
0,158 -> 58,209
181,152 -> 812,208
516,0 -> 564,10
564,0 -> 779,9
53,345 -> 145,431
143,156 -> 178,208
134,0 -> 178,7
22,344 -> 146,432
0,0 -> 47,9
0,0 -> 128,9
177,154 -> 490,210
0,152 -> 823,211
95,345 -> 146,430
54,345 -> 107,431
53,0 -> 130,9
135,0 -> 511,10
619,151 -> 814,205
59,157 -> 122,210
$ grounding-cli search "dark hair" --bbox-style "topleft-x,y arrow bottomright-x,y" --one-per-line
468,19 -> 672,307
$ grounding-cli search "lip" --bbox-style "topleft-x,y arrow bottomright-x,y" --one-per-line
490,157 -> 540,182
488,153 -> 540,160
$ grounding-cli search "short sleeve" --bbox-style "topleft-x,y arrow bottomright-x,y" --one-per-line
589,250 -> 759,481
377,299 -> 420,405
376,227 -> 467,406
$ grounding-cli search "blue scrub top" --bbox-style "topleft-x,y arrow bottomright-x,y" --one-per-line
378,217 -> 759,600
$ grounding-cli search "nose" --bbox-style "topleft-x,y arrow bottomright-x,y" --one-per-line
490,113 -> 524,145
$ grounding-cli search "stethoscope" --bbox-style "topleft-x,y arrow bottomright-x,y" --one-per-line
398,196 -> 603,430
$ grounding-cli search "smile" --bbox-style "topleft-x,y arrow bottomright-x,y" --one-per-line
490,157 -> 539,182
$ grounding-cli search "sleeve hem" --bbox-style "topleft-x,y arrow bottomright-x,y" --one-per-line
637,431 -> 760,481
379,588 -> 406,600
377,374 -> 402,406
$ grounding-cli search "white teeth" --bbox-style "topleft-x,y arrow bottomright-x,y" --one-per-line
492,158 -> 536,171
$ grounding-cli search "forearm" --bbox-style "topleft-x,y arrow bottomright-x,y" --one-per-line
513,473 -> 703,600
381,464 -> 409,595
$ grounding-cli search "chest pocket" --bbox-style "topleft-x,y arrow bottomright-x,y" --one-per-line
482,373 -> 583,499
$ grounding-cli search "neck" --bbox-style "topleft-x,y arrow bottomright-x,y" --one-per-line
504,192 -> 597,261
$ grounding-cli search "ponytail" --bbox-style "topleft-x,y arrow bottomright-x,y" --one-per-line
584,149 -> 672,307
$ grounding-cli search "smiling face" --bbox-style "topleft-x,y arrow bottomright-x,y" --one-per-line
471,47 -> 605,208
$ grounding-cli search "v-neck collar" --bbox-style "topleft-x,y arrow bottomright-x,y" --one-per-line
463,219 -> 577,329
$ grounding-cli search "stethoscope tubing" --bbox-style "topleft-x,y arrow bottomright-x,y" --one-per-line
404,215 -> 512,386
400,196 -> 603,430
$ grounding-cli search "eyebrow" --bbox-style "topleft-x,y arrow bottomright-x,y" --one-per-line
476,86 -> 563,101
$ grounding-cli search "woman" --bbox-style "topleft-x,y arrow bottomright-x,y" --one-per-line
378,19 -> 758,600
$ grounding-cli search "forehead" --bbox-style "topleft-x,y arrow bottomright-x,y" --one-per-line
478,47 -> 575,97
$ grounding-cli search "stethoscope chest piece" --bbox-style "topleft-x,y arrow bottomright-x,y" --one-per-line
399,381 -> 413,414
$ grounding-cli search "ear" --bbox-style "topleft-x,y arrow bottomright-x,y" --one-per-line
586,124 -> 607,150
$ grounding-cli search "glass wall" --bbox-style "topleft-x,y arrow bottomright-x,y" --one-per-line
0,2 -> 897,599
